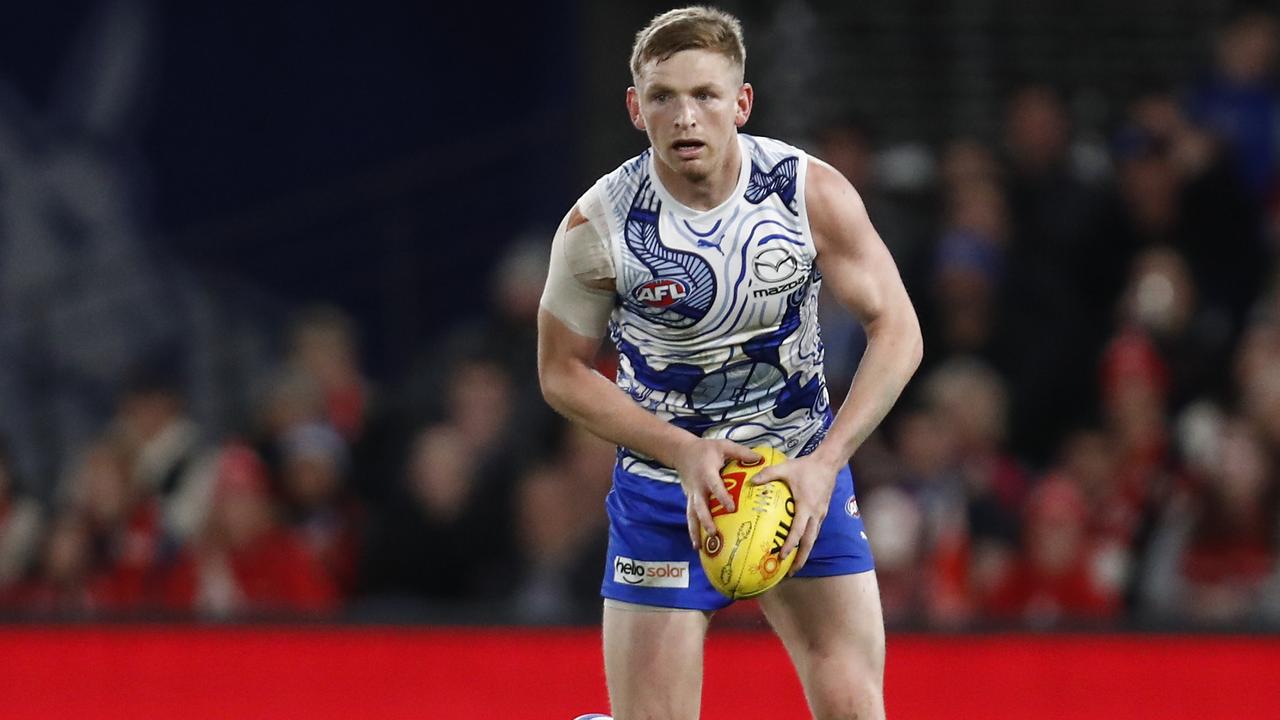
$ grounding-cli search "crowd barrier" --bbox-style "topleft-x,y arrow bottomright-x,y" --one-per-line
1,626 -> 1276,719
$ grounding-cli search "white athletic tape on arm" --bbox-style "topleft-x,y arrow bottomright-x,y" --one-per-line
540,208 -> 614,338
567,188 -> 615,285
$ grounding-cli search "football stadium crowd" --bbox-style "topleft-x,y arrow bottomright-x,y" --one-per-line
2,10 -> 1280,630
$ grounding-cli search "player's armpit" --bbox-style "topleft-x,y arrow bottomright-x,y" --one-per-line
540,204 -> 615,338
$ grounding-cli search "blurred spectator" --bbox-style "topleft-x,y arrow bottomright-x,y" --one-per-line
3,512 -> 95,614
405,238 -> 562,457
287,305 -> 373,444
886,360 -> 1029,626
512,467 -> 592,622
987,475 -> 1120,625
997,85 -> 1113,462
1187,9 -> 1280,199
1100,329 -> 1174,498
1234,313 -> 1280,451
164,444 -> 337,617
931,178 -> 1008,358
278,422 -> 363,597
511,424 -> 613,623
446,356 -> 516,459
1179,418 -> 1277,624
255,369 -> 327,451
66,439 -> 166,611
1053,430 -> 1132,579
939,138 -> 1002,188
861,484 -> 926,624
1144,416 -> 1278,625
884,405 -> 969,625
110,367 -> 218,545
924,357 -> 1027,525
0,440 -> 43,597
1117,246 -> 1235,413
1004,83 -> 1110,253
1095,325 -> 1188,609
261,309 -> 401,514
926,359 -> 1028,620
1112,90 -> 1263,328
358,425 -> 511,606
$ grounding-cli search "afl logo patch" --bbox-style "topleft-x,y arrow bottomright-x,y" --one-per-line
703,533 -> 723,557
752,247 -> 800,284
846,495 -> 860,518
633,278 -> 688,308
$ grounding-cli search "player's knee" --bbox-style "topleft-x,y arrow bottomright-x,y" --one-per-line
807,652 -> 884,720
809,676 -> 884,720
862,633 -> 886,684
803,633 -> 885,683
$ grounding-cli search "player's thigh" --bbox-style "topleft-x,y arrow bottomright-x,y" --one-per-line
759,572 -> 886,713
603,601 -> 710,720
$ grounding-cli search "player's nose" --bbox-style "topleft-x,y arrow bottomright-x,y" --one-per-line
673,97 -> 697,127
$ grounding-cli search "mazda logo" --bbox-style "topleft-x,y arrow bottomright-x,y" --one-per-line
752,247 -> 800,283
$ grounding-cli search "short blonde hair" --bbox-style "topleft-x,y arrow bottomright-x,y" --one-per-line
630,6 -> 746,85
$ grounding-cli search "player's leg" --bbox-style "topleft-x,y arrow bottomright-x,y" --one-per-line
759,572 -> 886,720
599,466 -> 730,720
760,463 -> 884,719
603,600 -> 710,720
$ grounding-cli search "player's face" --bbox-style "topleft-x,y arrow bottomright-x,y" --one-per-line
628,49 -> 753,183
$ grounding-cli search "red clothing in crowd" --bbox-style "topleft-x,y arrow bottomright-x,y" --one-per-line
164,528 -> 338,614
89,499 -> 165,610
986,552 -> 1118,621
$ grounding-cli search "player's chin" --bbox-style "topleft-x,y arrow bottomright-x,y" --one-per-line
669,156 -> 710,182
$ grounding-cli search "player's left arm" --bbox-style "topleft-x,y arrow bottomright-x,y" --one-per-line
752,157 -> 923,574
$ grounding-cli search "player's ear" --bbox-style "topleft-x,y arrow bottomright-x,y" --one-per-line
626,86 -> 646,130
734,83 -> 753,128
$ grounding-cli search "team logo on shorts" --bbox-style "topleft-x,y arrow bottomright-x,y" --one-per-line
846,495 -> 860,518
613,556 -> 690,588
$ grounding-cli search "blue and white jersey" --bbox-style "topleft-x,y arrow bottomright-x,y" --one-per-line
586,134 -> 831,483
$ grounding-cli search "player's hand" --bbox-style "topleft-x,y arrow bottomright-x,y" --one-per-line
751,453 -> 841,575
673,437 -> 761,550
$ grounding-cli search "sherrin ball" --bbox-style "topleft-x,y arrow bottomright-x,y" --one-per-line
699,446 -> 797,599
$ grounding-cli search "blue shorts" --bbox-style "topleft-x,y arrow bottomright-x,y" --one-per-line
601,462 -> 875,611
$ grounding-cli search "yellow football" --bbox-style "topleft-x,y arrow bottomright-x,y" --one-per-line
699,446 -> 797,599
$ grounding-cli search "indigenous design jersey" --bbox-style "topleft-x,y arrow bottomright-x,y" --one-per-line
588,134 -> 831,483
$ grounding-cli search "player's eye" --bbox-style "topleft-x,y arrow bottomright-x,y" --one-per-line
652,92 -> 669,103
696,92 -> 712,101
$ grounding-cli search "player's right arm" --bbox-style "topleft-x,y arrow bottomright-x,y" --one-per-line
537,203 -> 757,547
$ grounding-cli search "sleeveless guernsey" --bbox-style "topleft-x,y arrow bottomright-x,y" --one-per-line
585,134 -> 832,483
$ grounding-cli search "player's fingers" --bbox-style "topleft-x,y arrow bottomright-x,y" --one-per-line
780,509 -> 809,560
691,492 -> 718,539
685,500 -> 701,550
722,442 -> 761,464
789,516 -> 821,576
707,473 -> 735,513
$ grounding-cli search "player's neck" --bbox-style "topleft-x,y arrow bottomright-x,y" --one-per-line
653,138 -> 742,211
